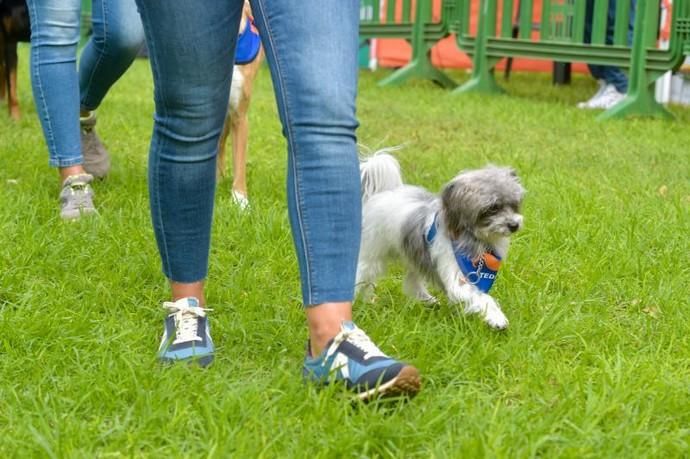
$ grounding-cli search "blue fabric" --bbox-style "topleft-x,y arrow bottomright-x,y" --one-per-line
235,19 -> 261,65
26,0 -> 144,167
426,213 -> 501,293
135,0 -> 361,303
425,214 -> 439,244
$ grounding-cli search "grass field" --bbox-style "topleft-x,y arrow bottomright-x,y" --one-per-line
1,45 -> 689,457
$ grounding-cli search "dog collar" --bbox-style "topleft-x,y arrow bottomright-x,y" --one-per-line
235,18 -> 261,65
425,213 -> 502,293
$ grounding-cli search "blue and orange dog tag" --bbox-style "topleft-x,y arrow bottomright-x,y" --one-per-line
453,249 -> 501,293
425,213 -> 502,293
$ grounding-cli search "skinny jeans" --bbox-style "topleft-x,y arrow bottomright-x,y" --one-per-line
134,0 -> 361,306
584,0 -> 636,93
26,0 -> 144,167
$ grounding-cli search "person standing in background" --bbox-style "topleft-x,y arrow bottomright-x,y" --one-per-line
577,0 -> 635,110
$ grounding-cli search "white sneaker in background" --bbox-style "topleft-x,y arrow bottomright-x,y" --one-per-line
577,79 -> 607,109
593,85 -> 626,109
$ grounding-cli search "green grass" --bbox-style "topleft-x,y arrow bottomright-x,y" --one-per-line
1,45 -> 689,457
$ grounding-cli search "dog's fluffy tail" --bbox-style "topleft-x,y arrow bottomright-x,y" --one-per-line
360,149 -> 404,202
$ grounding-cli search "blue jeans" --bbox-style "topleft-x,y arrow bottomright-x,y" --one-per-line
135,0 -> 361,306
27,0 -> 144,168
584,0 -> 635,93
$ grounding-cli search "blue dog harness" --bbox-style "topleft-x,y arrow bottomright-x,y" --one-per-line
235,18 -> 261,65
425,213 -> 502,293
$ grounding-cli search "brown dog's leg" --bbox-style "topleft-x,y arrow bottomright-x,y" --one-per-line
230,112 -> 249,198
8,46 -> 19,120
0,71 -> 5,102
0,32 -> 6,102
230,55 -> 261,200
0,61 -> 5,101
217,115 -> 232,179
5,41 -> 20,120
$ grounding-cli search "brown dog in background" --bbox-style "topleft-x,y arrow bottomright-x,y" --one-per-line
217,1 -> 264,209
0,0 -> 30,120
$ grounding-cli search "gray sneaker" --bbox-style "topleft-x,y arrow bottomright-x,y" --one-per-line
60,174 -> 97,220
80,111 -> 111,178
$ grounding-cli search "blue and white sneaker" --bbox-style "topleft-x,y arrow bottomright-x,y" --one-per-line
303,321 -> 421,400
157,297 -> 214,367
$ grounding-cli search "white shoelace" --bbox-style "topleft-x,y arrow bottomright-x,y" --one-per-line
323,325 -> 386,366
163,302 -> 212,344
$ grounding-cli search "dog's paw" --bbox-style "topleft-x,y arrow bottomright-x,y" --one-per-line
484,308 -> 509,330
231,190 -> 250,210
461,292 -> 508,329
479,295 -> 508,330
355,282 -> 376,303
459,288 -> 495,314
407,287 -> 439,305
420,295 -> 439,306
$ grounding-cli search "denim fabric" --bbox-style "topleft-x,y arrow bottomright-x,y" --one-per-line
584,0 -> 635,93
26,0 -> 144,168
135,0 -> 361,306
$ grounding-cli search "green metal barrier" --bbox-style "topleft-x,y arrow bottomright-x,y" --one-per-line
456,0 -> 690,119
360,0 -> 460,87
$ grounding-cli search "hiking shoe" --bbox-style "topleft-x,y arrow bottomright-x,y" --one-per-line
80,111 -> 111,178
303,321 -> 421,401
576,79 -> 607,109
158,297 -> 214,367
59,173 -> 97,220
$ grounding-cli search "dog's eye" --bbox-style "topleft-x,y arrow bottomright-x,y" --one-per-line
482,205 -> 501,217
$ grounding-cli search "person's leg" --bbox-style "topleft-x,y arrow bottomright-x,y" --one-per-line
600,0 -> 629,94
26,0 -> 82,169
583,0 -> 595,76
590,0 -> 629,93
135,0 -> 242,365
78,0 -> 146,177
26,0 -> 96,219
251,0 -> 420,398
585,0 -> 629,107
587,64 -> 606,82
580,0 -> 631,107
79,0 -> 144,110
579,0 -> 608,106
598,68 -> 628,93
250,0 -> 361,352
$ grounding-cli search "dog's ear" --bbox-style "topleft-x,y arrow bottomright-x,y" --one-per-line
441,179 -> 471,240
441,180 -> 460,210
505,168 -> 527,199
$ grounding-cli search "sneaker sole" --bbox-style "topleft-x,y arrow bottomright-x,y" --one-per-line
357,365 -> 421,401
61,208 -> 98,220
159,354 -> 214,368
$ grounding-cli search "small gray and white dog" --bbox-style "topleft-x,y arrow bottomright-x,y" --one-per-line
356,151 -> 525,329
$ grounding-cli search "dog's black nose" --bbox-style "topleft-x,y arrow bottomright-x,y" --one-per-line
507,222 -> 520,233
